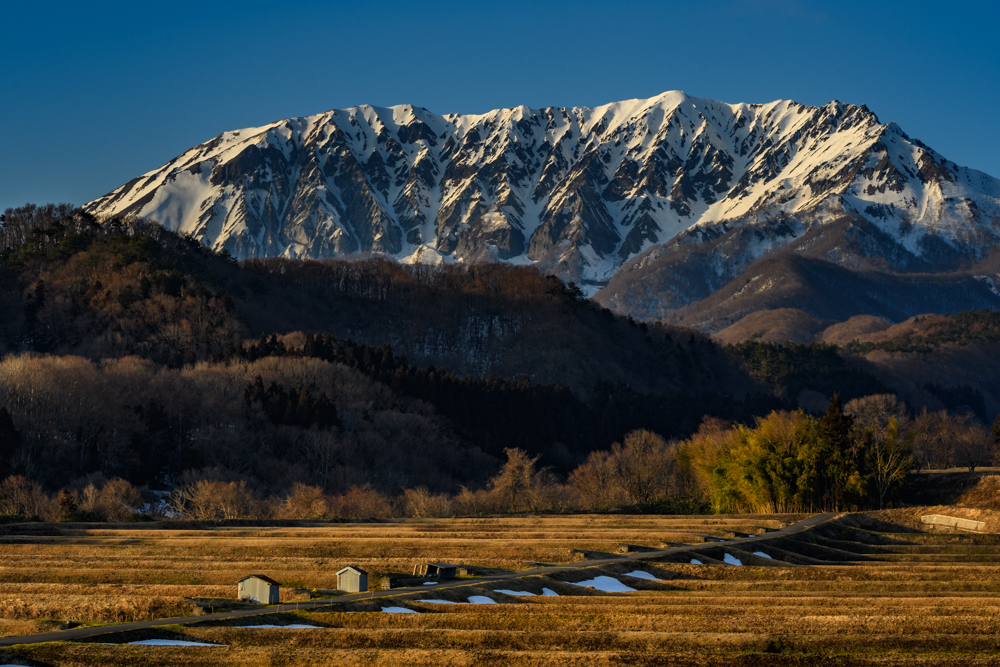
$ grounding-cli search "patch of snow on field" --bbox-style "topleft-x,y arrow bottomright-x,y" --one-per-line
754,552 -> 772,559
467,595 -> 496,604
624,570 -> 660,581
381,606 -> 418,613
542,588 -> 559,596
690,559 -> 703,565
420,599 -> 456,604
127,640 -> 224,646
495,589 -> 535,595
239,624 -> 320,629
570,576 -> 637,592
723,553 -> 743,566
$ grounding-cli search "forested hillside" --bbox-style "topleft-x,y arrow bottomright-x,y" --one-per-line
0,204 -> 751,397
0,205 -> 773,495
1,204 -> 998,518
666,252 -> 1000,334
714,311 -> 1000,418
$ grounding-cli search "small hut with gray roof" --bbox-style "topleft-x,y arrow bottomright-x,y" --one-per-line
238,574 -> 280,604
336,566 -> 369,593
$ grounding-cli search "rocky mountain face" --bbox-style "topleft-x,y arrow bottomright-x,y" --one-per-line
87,92 -> 1000,317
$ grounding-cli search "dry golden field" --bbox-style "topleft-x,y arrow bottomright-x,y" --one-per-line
2,511 -> 1000,665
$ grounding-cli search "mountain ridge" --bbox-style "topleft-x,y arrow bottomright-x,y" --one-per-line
86,92 -> 1000,302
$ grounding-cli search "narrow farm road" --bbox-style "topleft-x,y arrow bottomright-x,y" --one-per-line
0,512 -> 839,647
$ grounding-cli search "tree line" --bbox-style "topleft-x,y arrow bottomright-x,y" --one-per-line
231,331 -> 790,465
3,393 -> 997,522
0,353 -> 497,494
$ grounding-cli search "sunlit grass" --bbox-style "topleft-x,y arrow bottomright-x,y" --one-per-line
2,511 -> 1000,664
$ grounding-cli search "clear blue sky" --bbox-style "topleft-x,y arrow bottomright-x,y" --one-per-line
2,0 -> 998,213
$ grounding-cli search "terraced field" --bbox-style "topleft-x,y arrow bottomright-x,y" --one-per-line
0,514 -> 801,629
3,511 -> 1000,665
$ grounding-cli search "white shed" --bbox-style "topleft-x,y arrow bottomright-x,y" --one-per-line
238,574 -> 280,604
336,566 -> 368,593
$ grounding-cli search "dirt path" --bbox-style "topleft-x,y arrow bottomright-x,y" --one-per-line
0,512 -> 838,647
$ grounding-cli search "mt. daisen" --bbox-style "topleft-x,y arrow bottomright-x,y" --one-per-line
86,91 -> 1000,316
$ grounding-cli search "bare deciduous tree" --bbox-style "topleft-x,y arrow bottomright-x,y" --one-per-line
845,394 -> 909,441
0,475 -> 53,518
953,421 -> 995,472
489,448 -> 541,512
402,486 -> 452,518
568,450 -> 622,509
613,430 -> 679,505
568,429 -> 684,509
170,480 -> 265,520
276,483 -> 330,519
79,478 -> 144,521
861,417 -> 912,510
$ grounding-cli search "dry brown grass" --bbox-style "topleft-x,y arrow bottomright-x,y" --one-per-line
0,593 -> 192,624
0,514 -> 790,634
957,475 -> 1000,511
3,509 -> 1000,665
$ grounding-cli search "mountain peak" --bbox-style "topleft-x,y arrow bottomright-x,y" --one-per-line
86,94 -> 1000,293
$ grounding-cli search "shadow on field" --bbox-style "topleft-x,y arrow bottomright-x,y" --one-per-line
76,627 -> 208,645
836,513 -> 923,534
190,611 -> 331,629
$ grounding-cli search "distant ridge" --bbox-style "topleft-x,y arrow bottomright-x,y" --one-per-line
87,92 -> 1000,320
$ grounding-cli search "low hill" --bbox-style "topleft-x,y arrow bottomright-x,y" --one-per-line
713,308 -> 833,345
0,205 -> 752,398
666,252 -> 1000,334
716,310 -> 1000,418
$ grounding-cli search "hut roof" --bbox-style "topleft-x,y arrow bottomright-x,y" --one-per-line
239,574 -> 281,586
336,566 -> 368,576
427,562 -> 458,569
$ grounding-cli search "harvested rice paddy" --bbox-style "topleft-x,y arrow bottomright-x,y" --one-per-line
2,510 -> 1000,665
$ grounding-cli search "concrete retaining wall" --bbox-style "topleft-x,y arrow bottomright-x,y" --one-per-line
920,514 -> 986,532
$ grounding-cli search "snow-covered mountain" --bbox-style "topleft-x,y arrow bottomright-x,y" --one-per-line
87,92 -> 1000,301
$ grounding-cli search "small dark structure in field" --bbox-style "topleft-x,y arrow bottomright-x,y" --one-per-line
413,562 -> 458,578
238,574 -> 280,604
616,543 -> 656,554
722,531 -> 751,539
336,566 -> 368,593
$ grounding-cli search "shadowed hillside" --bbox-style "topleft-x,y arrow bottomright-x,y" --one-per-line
666,252 -> 1000,333
0,205 -> 779,492
714,309 -> 1000,417
0,205 -> 753,399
